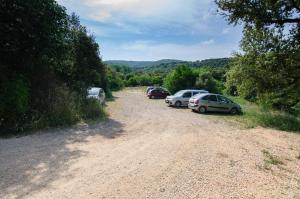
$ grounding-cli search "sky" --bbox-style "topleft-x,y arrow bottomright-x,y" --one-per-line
57,0 -> 243,61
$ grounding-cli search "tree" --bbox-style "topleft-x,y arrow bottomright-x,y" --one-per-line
164,65 -> 196,94
216,0 -> 300,26
0,1 -> 108,134
195,72 -> 219,93
216,0 -> 300,111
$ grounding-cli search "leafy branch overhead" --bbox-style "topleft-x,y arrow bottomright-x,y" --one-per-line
216,0 -> 300,26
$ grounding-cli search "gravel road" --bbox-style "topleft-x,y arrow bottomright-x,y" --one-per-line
1,88 -> 300,199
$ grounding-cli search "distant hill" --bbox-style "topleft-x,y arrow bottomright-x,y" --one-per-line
104,58 -> 231,71
104,59 -> 185,68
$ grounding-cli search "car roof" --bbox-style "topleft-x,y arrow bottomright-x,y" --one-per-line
180,89 -> 208,92
87,87 -> 103,93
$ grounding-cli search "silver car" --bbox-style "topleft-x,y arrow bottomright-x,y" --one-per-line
87,87 -> 106,104
165,89 -> 208,107
188,93 -> 241,114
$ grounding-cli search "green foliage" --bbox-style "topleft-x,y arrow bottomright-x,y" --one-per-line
225,27 -> 300,111
216,0 -> 300,29
46,85 -> 80,127
217,0 -> 300,112
0,1 -> 108,135
220,96 -> 300,132
81,98 -> 106,120
257,111 -> 300,132
193,67 -> 226,93
164,65 -> 196,94
107,66 -> 124,91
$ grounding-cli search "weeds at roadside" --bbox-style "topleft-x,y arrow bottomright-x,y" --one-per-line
222,96 -> 300,132
262,149 -> 284,170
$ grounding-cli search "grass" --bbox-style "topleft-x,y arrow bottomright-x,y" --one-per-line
261,149 -> 284,170
223,96 -> 300,132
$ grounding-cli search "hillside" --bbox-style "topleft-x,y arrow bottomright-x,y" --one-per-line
104,59 -> 185,68
105,58 -> 231,71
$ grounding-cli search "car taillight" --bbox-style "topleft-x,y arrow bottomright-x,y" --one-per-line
194,99 -> 199,104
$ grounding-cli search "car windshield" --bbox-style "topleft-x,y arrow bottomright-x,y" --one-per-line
174,91 -> 185,97
88,88 -> 100,95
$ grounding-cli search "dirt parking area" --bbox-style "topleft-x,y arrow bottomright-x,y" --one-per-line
1,88 -> 300,198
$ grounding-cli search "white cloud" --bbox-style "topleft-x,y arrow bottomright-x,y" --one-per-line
57,0 -> 215,34
102,40 -> 238,61
200,39 -> 215,45
222,28 -> 230,34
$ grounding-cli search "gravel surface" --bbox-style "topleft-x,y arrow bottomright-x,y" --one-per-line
1,88 -> 300,199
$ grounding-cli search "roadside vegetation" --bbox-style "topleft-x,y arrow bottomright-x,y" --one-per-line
0,1 -> 114,136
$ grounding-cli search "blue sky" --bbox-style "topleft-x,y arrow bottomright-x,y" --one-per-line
57,0 -> 243,61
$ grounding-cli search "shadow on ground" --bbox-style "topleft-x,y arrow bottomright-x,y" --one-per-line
0,118 -> 124,199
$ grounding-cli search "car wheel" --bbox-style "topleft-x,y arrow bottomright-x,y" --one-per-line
230,107 -> 238,114
198,106 -> 206,113
151,95 -> 155,99
175,101 -> 181,107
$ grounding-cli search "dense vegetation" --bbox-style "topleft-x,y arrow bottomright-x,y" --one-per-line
0,0 -> 109,135
216,0 -> 300,114
106,58 -> 229,89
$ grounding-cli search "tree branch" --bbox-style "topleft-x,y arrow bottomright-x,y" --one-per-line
266,18 -> 300,25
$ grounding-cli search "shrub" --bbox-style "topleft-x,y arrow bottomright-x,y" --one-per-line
195,72 -> 220,93
164,65 -> 196,94
81,98 -> 106,120
46,85 -> 80,127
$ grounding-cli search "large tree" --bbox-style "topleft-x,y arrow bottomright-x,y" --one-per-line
216,0 -> 300,112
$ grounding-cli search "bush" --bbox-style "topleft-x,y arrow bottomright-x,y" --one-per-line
195,72 -> 220,93
164,65 -> 196,94
0,74 -> 30,133
46,86 -> 80,127
81,98 -> 106,120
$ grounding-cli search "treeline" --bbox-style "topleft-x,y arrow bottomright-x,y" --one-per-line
107,63 -> 226,94
0,1 -> 109,134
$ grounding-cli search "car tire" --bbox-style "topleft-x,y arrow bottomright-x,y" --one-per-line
198,106 -> 206,113
151,95 -> 155,99
230,107 -> 238,114
175,101 -> 181,107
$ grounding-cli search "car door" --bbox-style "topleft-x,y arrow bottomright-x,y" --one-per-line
216,95 -> 231,112
182,91 -> 192,106
157,89 -> 164,98
206,95 -> 220,112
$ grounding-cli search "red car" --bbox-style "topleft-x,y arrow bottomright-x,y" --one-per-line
148,88 -> 170,99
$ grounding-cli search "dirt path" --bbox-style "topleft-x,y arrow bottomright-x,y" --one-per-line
1,88 -> 300,199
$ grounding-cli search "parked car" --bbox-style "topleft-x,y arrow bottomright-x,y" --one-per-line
148,88 -> 170,99
146,86 -> 155,94
188,93 -> 241,114
87,87 -> 105,104
165,89 -> 208,107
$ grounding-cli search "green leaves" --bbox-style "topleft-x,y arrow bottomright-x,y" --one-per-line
164,65 -> 197,94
